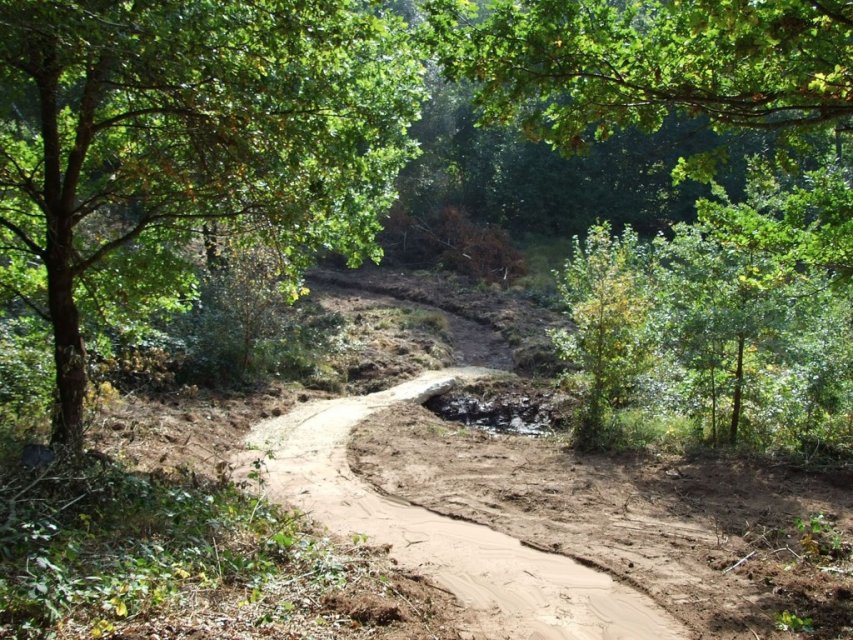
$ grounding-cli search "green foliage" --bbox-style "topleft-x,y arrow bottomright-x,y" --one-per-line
551,223 -> 655,448
421,0 -> 853,339
652,221 -> 795,445
554,218 -> 852,455
775,610 -> 814,633
794,512 -> 851,564
512,234 -> 568,306
595,407 -> 696,453
0,459 -> 352,638
0,317 -> 53,424
394,73 -> 766,247
181,250 -> 347,385
652,221 -> 852,452
698,162 -> 853,282
425,0 -> 851,140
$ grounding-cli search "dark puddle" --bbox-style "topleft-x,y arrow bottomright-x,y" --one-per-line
424,391 -> 559,437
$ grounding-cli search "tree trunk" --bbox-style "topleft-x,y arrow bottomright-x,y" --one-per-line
710,355 -> 717,447
835,125 -> 844,164
729,334 -> 745,446
46,238 -> 87,455
203,222 -> 227,273
35,46 -> 104,456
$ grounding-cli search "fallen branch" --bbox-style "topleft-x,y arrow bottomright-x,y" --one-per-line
723,550 -> 757,574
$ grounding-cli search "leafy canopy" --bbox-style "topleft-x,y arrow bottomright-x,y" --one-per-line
425,0 -> 852,146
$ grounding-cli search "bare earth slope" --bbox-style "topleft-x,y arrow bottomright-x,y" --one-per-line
350,405 -> 853,640
225,267 -> 850,640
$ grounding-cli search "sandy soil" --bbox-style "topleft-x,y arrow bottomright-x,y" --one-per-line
349,403 -> 853,640
234,369 -> 689,640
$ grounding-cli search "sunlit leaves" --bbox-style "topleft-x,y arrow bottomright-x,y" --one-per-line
552,223 -> 655,445
698,162 -> 853,280
425,0 -> 852,148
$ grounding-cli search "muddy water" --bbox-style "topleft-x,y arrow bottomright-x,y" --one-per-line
236,368 -> 689,640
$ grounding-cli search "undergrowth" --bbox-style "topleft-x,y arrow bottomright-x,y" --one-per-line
0,458 -> 349,639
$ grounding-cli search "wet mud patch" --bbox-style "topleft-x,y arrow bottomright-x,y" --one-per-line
424,379 -> 576,436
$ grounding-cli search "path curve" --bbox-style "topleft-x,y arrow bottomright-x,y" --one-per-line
235,368 -> 689,640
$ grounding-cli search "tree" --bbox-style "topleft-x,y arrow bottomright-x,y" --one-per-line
653,223 -> 792,445
0,0 -> 424,453
552,223 -> 654,447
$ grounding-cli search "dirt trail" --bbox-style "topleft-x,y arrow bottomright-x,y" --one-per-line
235,368 -> 689,640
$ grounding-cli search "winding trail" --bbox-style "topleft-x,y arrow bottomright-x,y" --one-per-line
235,367 -> 689,640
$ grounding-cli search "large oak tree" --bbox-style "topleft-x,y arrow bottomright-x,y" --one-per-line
0,0 -> 423,453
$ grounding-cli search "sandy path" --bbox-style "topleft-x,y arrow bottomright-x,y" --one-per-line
235,368 -> 689,640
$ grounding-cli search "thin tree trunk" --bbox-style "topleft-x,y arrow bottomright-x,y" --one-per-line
589,296 -> 607,432
710,355 -> 717,447
203,222 -> 227,273
47,246 -> 87,454
835,125 -> 844,164
729,334 -> 745,446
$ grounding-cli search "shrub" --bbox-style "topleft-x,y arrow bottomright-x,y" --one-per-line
436,207 -> 528,284
551,223 -> 655,449
0,317 -> 53,426
177,248 -> 346,386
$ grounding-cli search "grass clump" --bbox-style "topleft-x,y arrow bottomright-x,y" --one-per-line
401,308 -> 451,337
0,457 -> 345,639
603,409 -> 696,453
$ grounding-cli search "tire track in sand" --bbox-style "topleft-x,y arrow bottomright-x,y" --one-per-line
235,368 -> 689,640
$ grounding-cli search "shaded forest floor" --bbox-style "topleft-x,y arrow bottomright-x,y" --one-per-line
14,265 -> 850,639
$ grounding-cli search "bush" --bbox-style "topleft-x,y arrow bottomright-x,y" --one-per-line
177,248 -> 346,386
605,409 -> 697,453
379,206 -> 528,284
0,317 -> 53,426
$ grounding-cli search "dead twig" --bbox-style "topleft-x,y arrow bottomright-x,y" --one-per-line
722,550 -> 757,574
1,465 -> 53,532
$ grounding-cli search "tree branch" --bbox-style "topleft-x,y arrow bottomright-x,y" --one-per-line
71,201 -> 261,277
807,0 -> 853,28
35,46 -> 62,211
61,53 -> 112,213
71,215 -> 152,276
93,105 -> 207,132
0,281 -> 50,322
0,215 -> 46,258
0,147 -> 46,210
